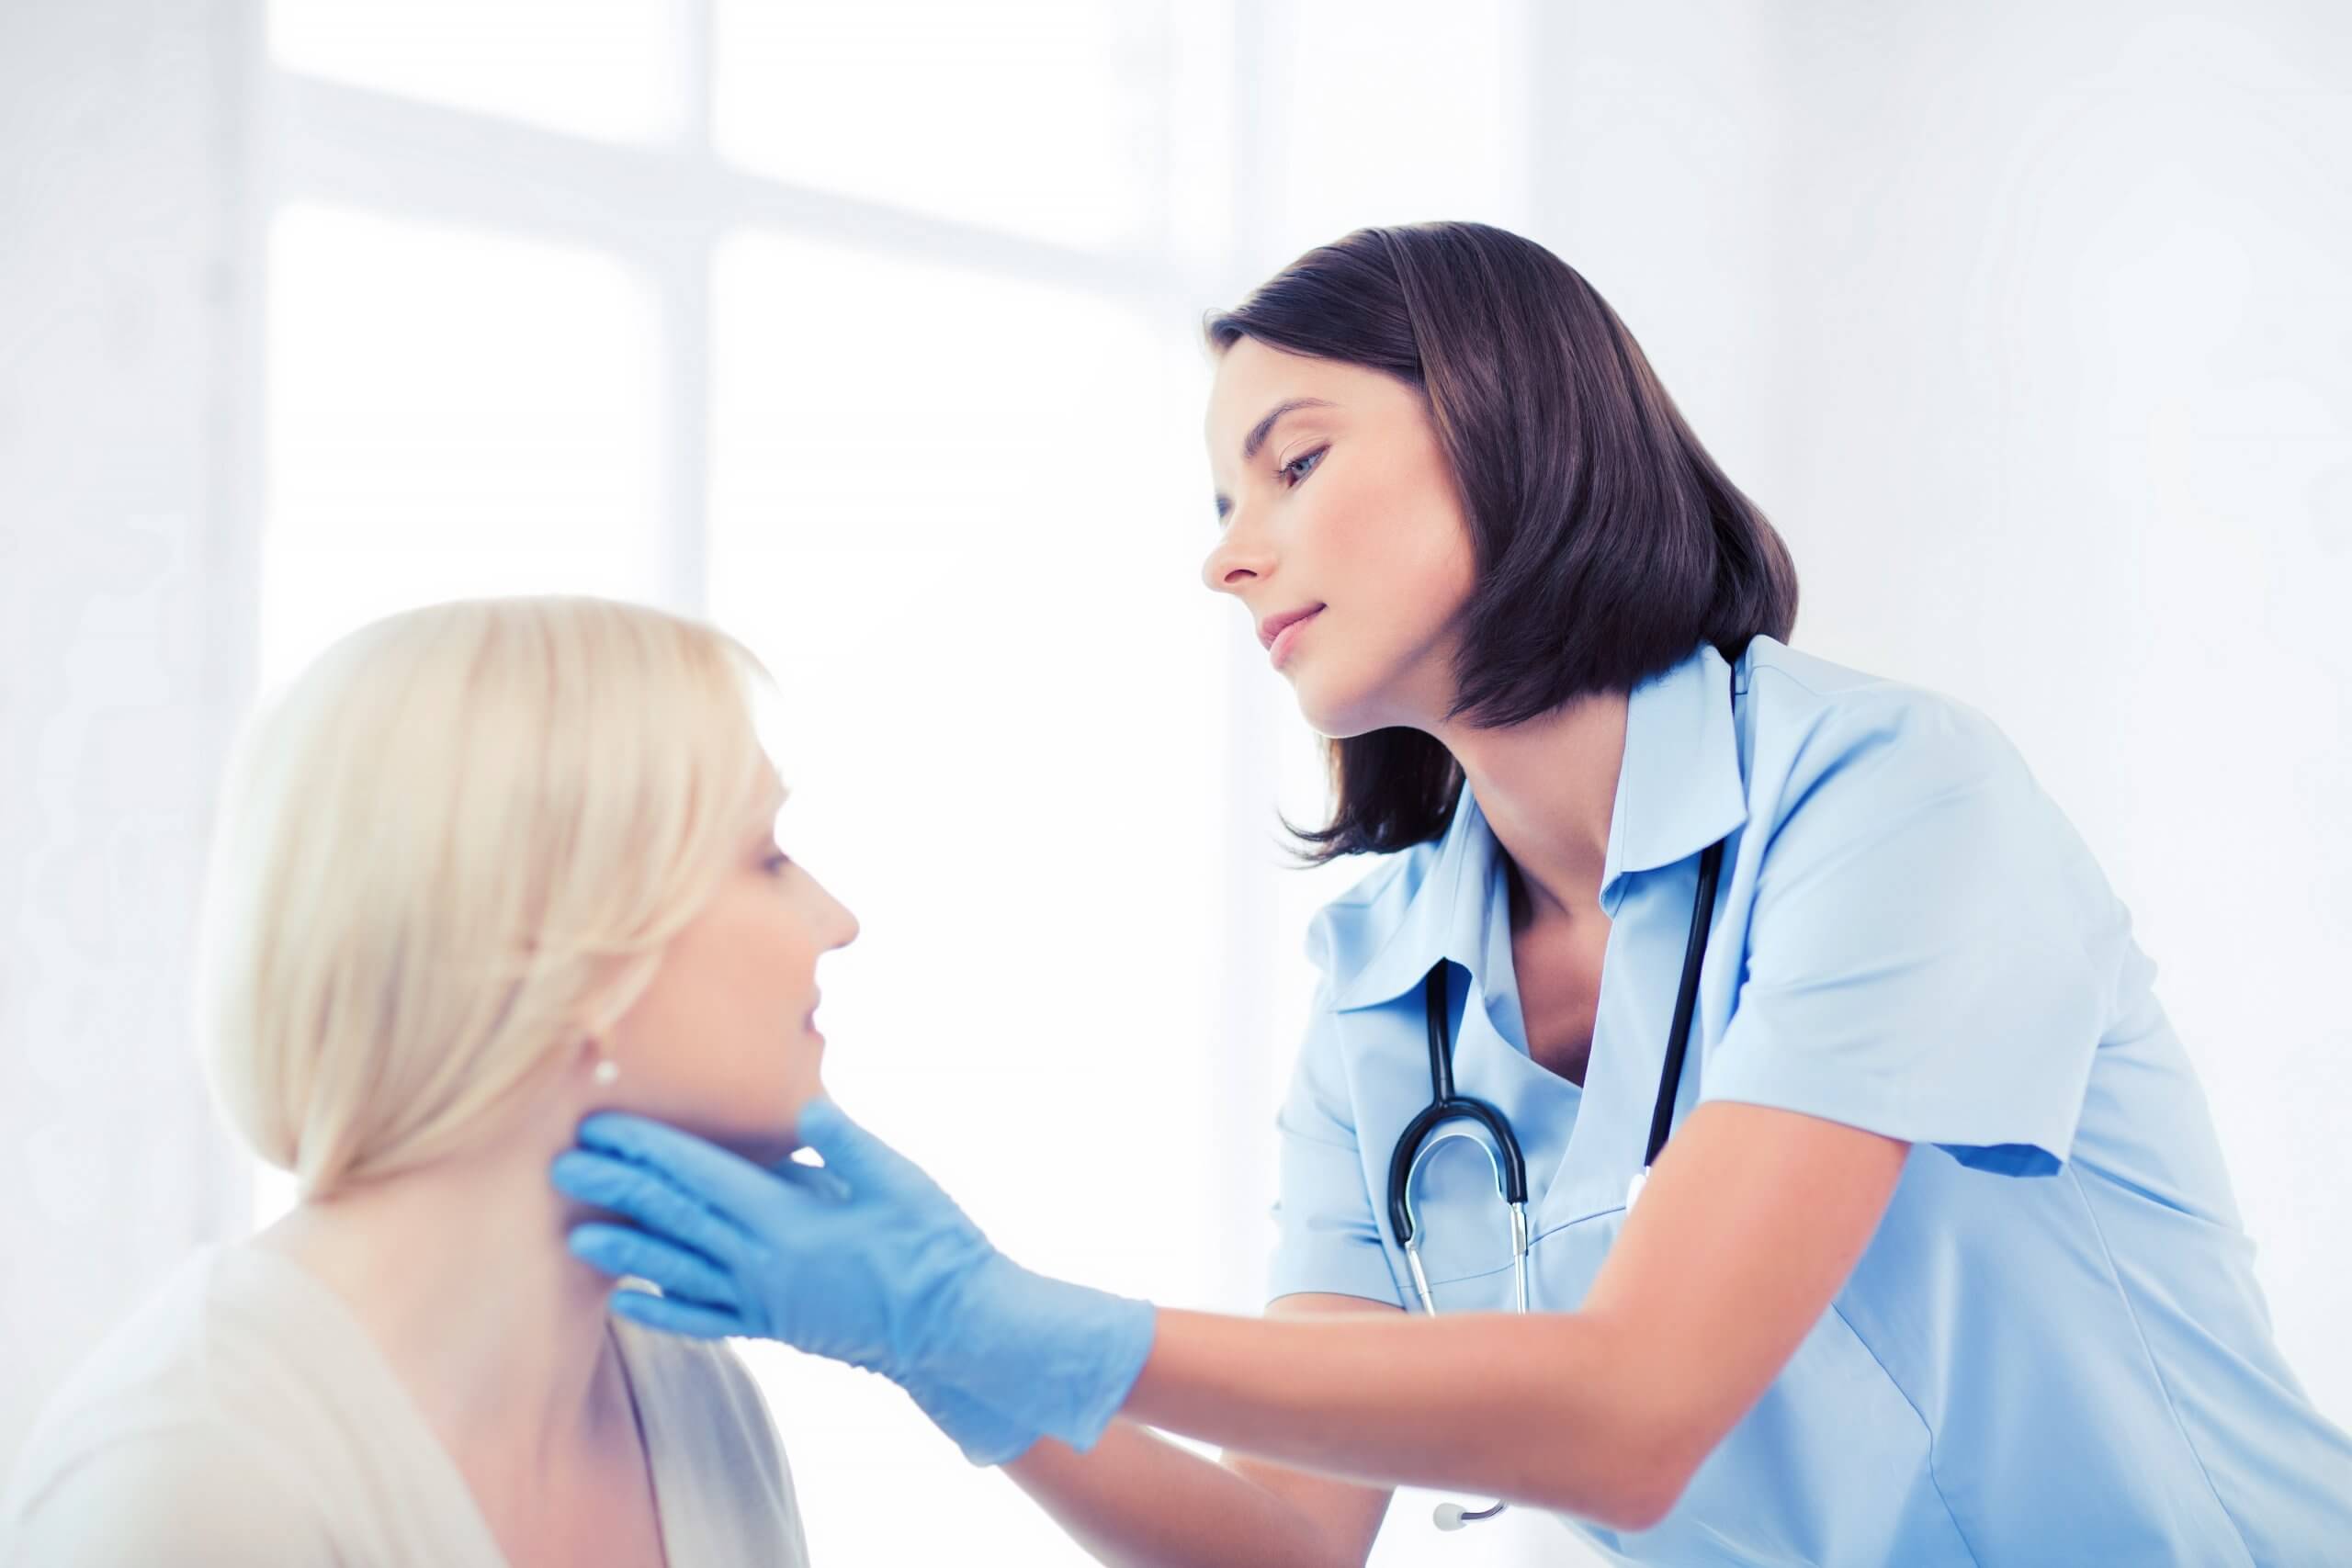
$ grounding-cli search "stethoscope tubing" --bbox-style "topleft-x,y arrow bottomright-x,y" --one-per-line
1386,662 -> 1738,1529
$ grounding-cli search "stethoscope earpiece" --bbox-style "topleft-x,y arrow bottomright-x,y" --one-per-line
1433,1498 -> 1508,1530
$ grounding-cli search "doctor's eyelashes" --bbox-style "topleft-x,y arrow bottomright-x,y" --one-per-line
1209,444 -> 1329,527
1279,446 -> 1329,486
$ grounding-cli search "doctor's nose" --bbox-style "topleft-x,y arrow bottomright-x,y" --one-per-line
1201,530 -> 1270,597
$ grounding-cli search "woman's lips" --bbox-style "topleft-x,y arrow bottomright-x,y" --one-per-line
1269,606 -> 1323,667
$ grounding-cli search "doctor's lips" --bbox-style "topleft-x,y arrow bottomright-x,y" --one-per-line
1258,604 -> 1325,662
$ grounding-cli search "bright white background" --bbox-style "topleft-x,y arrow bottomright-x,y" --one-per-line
4,4 -> 2346,1565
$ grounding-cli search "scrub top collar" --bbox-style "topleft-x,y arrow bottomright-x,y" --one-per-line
1328,769 -> 1509,1013
1602,639 -> 1749,908
1329,640 -> 1748,1015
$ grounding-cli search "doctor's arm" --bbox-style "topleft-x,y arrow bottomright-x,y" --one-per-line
1000,1294 -> 1398,1568
1122,1100 -> 1908,1529
1167,706 -> 2083,1523
557,1096 -> 1906,1536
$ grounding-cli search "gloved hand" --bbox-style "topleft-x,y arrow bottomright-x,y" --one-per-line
550,1099 -> 1155,1462
897,1371 -> 1040,1468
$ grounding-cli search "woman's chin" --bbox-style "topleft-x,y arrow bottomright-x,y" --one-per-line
654,1079 -> 820,1168
737,1094 -> 827,1167
1293,678 -> 1389,741
721,1126 -> 797,1168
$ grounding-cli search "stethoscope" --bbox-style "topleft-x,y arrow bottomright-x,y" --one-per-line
1389,674 -> 1736,1530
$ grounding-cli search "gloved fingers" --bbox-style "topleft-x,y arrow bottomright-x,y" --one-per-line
552,1145 -> 756,1266
791,1098 -> 933,1203
607,1285 -> 744,1341
573,1111 -> 786,1227
568,1221 -> 738,1308
779,1158 -> 853,1202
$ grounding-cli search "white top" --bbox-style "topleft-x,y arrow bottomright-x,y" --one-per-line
0,1243 -> 811,1566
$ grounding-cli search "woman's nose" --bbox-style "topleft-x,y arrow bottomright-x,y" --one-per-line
1201,528 -> 1266,595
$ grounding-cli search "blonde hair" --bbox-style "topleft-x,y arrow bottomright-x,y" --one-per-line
195,596 -> 782,1200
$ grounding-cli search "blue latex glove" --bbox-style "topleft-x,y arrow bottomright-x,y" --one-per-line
550,1098 -> 1155,1464
896,1372 -> 1038,1468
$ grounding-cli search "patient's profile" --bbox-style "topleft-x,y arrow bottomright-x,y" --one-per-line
0,595 -> 849,1566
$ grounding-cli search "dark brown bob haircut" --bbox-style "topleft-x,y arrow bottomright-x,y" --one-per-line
1203,220 -> 1800,863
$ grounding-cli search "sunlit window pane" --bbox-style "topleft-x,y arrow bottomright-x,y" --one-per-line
707,231 -> 1225,1562
263,206 -> 666,707
254,208 -> 665,1223
713,0 -> 1167,250
269,0 -> 687,144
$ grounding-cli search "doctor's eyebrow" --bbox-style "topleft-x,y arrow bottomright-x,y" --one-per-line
1214,396 -> 1340,519
1241,397 -> 1338,463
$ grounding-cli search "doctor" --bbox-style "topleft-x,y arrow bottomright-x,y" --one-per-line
553,221 -> 2352,1564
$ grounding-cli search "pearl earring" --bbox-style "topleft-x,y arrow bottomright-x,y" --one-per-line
592,1057 -> 620,1088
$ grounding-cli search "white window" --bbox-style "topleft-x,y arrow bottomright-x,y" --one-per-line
254,4 -> 1236,1559
251,4 -> 1544,1560
263,205 -> 668,684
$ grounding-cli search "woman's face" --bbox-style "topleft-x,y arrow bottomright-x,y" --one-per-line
594,793 -> 858,1166
1200,336 -> 1478,738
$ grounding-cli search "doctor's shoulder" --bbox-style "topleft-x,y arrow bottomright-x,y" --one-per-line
1738,641 -> 2122,942
1742,641 -> 2060,826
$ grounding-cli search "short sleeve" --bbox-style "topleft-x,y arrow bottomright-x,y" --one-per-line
1700,696 -> 2120,1176
0,1427 -> 334,1567
1265,916 -> 1407,1308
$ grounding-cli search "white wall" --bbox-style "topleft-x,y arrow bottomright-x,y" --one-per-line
5,0 -> 2345,1551
1225,6 -> 1594,1560
0,0 -> 261,1479
1525,0 -> 2351,1421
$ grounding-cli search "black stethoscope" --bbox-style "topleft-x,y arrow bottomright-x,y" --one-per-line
1387,669 -> 1736,1530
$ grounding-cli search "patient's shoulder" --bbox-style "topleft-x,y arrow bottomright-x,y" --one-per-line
2,1422 -> 334,1565
0,1247 -> 335,1562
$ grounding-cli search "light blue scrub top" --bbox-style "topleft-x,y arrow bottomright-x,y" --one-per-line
1270,636 -> 2352,1565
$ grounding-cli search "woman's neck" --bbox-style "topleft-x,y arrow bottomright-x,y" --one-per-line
1434,687 -> 1630,926
251,1092 -> 635,1478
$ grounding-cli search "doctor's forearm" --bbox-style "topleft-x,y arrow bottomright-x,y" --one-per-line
1121,1306 -> 1695,1530
1114,1107 -> 1911,1525
1002,1421 -> 1366,1568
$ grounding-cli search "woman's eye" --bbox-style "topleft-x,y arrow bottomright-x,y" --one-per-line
1279,446 -> 1327,485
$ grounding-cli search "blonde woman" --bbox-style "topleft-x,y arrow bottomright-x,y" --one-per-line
0,596 -> 845,1566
